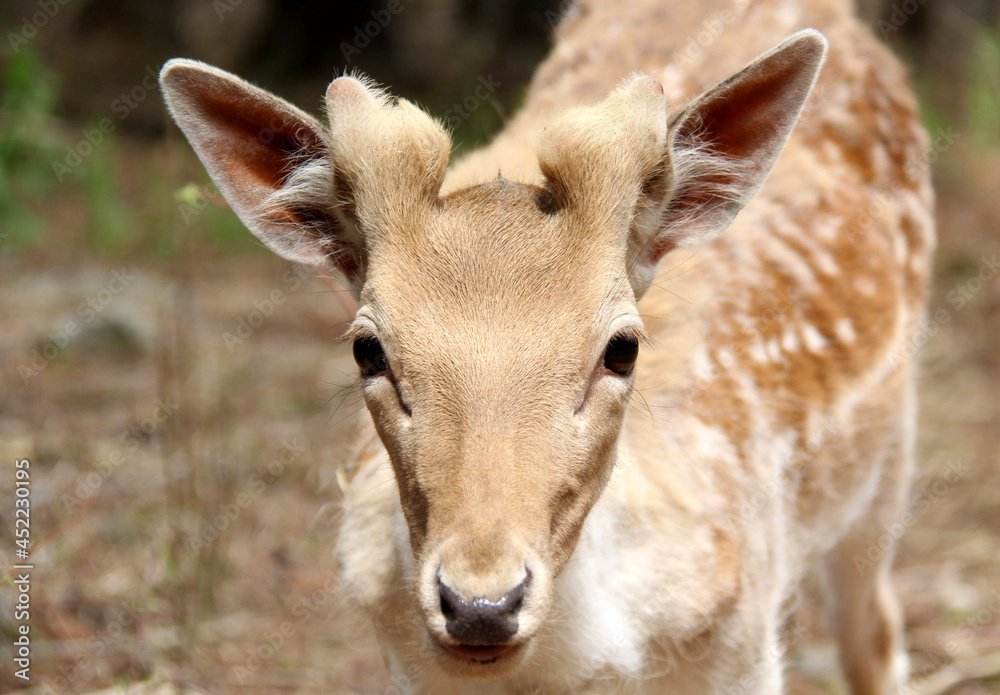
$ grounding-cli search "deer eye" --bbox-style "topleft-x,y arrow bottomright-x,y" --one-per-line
353,336 -> 388,378
603,334 -> 639,376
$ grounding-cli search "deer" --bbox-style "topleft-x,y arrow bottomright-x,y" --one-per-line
159,0 -> 935,692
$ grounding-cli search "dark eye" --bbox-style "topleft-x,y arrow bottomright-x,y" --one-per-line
603,334 -> 638,376
353,336 -> 388,378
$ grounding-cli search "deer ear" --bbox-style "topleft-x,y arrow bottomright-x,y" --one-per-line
160,59 -> 365,288
629,30 -> 828,294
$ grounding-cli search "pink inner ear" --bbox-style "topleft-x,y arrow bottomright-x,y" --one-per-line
677,54 -> 812,164
647,235 -> 680,266
638,39 -> 824,271
183,74 -> 328,193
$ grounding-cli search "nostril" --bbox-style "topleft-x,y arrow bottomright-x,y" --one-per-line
437,572 -> 530,646
503,575 -> 528,616
439,584 -> 458,622
509,594 -> 524,614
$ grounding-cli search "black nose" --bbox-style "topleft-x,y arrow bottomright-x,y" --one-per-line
438,574 -> 528,646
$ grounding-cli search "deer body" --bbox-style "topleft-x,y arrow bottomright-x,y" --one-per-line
161,0 -> 934,692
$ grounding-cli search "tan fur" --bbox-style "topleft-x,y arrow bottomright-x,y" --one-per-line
160,1 -> 934,692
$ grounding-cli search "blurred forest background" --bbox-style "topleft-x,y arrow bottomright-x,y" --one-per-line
0,0 -> 998,693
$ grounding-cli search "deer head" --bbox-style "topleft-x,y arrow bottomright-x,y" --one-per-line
160,29 -> 825,676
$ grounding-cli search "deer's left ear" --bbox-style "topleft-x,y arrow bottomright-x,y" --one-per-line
160,60 -> 451,295
160,59 -> 365,281
629,30 -> 827,295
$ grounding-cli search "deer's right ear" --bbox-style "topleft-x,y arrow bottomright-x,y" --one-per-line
160,59 -> 365,287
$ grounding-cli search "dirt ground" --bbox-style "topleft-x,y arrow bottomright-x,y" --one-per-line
2,56 -> 1000,695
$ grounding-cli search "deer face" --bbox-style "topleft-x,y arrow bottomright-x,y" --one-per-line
348,179 -> 643,671
159,30 -> 825,676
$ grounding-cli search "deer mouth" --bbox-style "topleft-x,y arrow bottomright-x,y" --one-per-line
441,642 -> 520,664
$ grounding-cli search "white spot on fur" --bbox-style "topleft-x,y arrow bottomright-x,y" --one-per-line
811,248 -> 840,276
814,217 -> 842,242
765,236 -> 818,289
749,341 -> 769,363
766,337 -> 783,362
834,317 -> 856,344
801,324 -> 828,352
781,327 -> 800,352
554,508 -> 646,679
892,646 -> 912,690
691,349 -> 714,380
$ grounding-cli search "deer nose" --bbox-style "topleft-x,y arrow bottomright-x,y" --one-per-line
438,573 -> 529,645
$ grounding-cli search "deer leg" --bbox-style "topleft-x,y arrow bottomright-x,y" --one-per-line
825,492 -> 909,695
